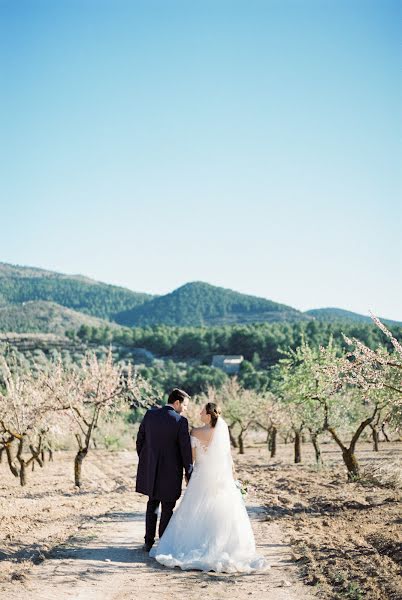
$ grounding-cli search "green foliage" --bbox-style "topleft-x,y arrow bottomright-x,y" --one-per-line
102,435 -> 122,450
138,360 -> 229,396
114,281 -> 305,327
0,301 -> 120,334
73,319 -> 402,367
1,263 -> 400,336
0,263 -> 151,321
238,360 -> 270,391
306,307 -> 400,327
274,338 -> 339,434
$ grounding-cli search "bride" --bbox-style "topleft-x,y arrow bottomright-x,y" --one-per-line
149,402 -> 267,573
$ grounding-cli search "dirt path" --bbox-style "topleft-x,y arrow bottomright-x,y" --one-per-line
5,492 -> 316,600
2,444 -> 401,599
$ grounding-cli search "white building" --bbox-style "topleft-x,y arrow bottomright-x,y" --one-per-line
211,354 -> 244,374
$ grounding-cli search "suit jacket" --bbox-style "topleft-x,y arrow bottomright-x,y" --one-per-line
135,405 -> 193,501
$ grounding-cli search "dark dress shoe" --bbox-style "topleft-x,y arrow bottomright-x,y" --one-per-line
142,543 -> 153,552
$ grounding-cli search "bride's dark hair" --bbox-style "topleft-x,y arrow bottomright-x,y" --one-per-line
205,402 -> 221,428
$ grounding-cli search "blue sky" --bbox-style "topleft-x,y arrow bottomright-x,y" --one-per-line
1,0 -> 401,319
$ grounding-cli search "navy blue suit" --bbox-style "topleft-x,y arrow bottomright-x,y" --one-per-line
136,404 -> 193,546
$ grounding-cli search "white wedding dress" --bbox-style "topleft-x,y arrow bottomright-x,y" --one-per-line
149,417 -> 267,573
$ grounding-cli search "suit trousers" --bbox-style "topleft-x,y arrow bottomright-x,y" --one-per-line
145,497 -> 176,546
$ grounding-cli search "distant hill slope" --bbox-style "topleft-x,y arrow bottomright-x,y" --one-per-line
114,281 -> 309,327
305,308 -> 402,327
0,301 -> 123,335
0,263 -> 400,333
0,262 -> 153,320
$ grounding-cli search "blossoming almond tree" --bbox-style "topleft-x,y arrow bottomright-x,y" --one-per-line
0,357 -> 53,486
275,337 -> 389,476
340,313 -> 402,437
208,378 -> 271,454
315,320 -> 399,479
251,392 -> 289,459
44,349 -> 156,487
273,339 -> 337,465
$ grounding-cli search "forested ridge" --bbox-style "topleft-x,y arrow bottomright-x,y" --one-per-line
2,263 -> 399,331
114,281 -> 307,326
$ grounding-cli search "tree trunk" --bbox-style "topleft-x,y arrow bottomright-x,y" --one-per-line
74,448 -> 88,487
16,436 -> 28,486
237,432 -> 244,455
327,408 -> 379,481
327,428 -> 361,480
228,426 -> 238,448
311,432 -> 322,465
270,426 -> 277,458
381,424 -> 390,443
31,452 -> 43,468
294,431 -> 302,463
267,427 -> 272,452
5,443 -> 19,478
0,447 -> 3,464
27,440 -> 44,473
48,447 -> 54,462
370,425 -> 380,452
19,461 -> 27,486
342,448 -> 360,480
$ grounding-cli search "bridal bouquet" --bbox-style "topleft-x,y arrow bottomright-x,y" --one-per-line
235,479 -> 248,501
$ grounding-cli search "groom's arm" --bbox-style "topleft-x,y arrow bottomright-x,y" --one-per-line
178,417 -> 193,481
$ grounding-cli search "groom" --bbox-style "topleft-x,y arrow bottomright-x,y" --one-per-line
135,388 -> 193,552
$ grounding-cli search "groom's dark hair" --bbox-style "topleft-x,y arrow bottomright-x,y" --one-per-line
168,388 -> 190,404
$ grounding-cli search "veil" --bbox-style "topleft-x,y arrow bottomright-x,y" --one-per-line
203,416 -> 234,487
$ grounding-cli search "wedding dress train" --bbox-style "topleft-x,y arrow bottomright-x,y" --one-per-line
149,417 -> 267,573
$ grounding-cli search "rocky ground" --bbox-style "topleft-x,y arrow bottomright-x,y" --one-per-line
0,440 -> 400,599
235,441 -> 402,600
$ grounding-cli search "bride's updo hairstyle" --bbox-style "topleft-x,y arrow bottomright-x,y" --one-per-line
205,402 -> 221,428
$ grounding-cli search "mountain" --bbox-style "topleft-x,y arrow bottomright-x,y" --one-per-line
114,281 -> 309,327
0,300 -> 122,335
0,262 -> 153,320
0,262 -> 400,333
305,308 -> 402,327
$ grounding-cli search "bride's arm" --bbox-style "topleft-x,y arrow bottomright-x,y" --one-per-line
190,430 -> 197,463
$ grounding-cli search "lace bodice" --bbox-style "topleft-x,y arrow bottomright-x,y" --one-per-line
190,435 -> 209,451
190,435 -> 211,463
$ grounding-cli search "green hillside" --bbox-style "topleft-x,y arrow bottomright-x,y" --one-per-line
0,300 -> 122,335
0,263 -> 400,332
305,307 -> 401,327
114,281 -> 309,327
0,262 -> 153,320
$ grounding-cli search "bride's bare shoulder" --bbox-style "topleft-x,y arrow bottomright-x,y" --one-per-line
190,426 -> 204,437
191,426 -> 213,442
